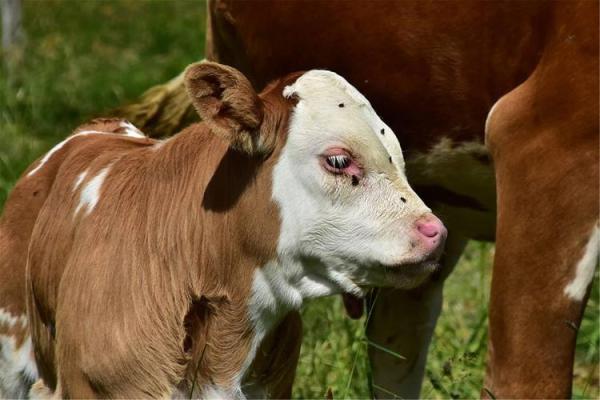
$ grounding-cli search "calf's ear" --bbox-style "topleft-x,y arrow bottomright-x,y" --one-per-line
184,61 -> 271,156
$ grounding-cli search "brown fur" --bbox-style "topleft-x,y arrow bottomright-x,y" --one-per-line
0,64 -> 304,398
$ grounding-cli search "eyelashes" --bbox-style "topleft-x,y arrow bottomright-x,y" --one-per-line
325,154 -> 350,170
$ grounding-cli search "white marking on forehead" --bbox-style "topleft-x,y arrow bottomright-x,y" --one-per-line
72,169 -> 89,192
26,131 -> 107,177
120,121 -> 145,138
74,166 -> 111,216
564,224 -> 599,301
283,70 -> 371,106
283,70 -> 404,166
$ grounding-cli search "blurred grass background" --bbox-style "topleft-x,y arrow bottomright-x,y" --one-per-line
0,1 -> 597,398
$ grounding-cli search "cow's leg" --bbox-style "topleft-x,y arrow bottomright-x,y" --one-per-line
483,12 -> 599,395
367,232 -> 467,398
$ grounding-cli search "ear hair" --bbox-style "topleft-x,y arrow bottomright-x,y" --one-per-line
184,61 -> 271,155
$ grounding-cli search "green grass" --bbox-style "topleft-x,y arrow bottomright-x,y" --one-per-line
1,0 -> 205,205
1,1 -> 598,398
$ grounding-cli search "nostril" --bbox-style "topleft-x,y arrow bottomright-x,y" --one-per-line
417,222 -> 440,238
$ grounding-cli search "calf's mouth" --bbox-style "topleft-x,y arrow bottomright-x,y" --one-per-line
342,256 -> 442,320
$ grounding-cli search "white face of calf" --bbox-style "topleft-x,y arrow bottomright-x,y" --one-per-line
273,71 -> 446,296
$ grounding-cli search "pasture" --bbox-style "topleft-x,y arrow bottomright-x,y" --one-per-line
1,1 -> 597,398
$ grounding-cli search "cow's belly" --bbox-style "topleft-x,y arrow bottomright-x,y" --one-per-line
406,138 -> 496,241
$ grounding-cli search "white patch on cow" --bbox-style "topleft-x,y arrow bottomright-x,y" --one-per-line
0,308 -> 27,328
74,166 -> 111,216
120,121 -> 145,138
564,224 -> 600,301
0,309 -> 38,399
72,169 -> 89,192
241,262 -> 351,397
27,123 -> 145,178
200,385 -> 235,399
26,131 -> 107,177
274,70 -> 435,295
236,265 -> 300,397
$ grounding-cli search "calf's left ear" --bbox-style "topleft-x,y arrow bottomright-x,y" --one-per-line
184,61 -> 272,156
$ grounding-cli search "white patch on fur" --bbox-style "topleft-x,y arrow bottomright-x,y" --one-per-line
200,385 -> 235,399
26,131 -> 107,177
236,265 -> 299,398
0,308 -> 27,328
0,310 -> 38,399
565,224 -> 599,301
74,166 -> 111,216
27,123 -> 144,178
72,169 -> 89,192
241,262 -> 350,398
275,70 -> 434,294
120,121 -> 145,138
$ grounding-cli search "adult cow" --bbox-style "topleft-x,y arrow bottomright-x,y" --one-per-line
119,1 -> 599,398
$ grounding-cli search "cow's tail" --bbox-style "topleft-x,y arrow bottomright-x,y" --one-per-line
112,70 -> 197,138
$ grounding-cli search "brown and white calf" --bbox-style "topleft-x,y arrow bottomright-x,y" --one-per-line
0,62 -> 445,398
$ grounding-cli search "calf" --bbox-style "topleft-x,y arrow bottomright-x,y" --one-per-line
1,62 -> 446,398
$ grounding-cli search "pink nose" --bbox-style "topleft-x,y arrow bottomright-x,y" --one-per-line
415,214 -> 447,249
417,220 -> 441,238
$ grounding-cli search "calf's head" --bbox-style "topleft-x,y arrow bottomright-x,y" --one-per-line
185,62 -> 446,297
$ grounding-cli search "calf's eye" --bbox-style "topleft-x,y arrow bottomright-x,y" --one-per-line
326,155 -> 350,170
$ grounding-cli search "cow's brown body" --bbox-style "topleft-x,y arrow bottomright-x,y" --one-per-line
198,1 -> 598,398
